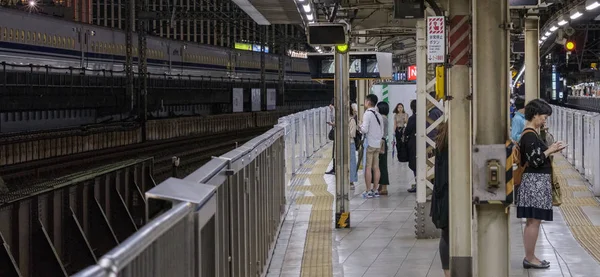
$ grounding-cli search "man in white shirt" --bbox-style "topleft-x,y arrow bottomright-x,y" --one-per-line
360,94 -> 384,198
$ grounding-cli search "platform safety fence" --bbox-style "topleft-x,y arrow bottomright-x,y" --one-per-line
548,105 -> 600,196
72,106 -> 330,277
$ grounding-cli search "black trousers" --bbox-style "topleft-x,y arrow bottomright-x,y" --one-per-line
440,227 -> 449,270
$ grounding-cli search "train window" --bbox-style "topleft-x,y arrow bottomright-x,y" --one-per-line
9,29 -> 12,40
62,37 -> 66,48
52,35 -> 57,46
26,31 -> 30,41
0,28 -> 4,41
43,34 -> 47,44
20,30 -> 24,41
37,33 -> 41,44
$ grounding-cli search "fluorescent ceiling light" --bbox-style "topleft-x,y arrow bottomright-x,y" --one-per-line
545,31 -> 551,36
586,0 -> 600,10
303,4 -> 311,13
571,11 -> 583,19
541,36 -> 547,40
549,25 -> 558,31
230,0 -> 270,25
557,19 -> 568,26
306,13 -> 313,21
539,40 -> 543,44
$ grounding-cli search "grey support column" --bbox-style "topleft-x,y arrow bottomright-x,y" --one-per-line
447,0 -> 473,275
525,16 -> 540,102
334,50 -> 351,228
473,0 -> 510,276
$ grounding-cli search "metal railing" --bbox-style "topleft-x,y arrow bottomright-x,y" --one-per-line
548,105 -> 600,196
72,106 -> 329,277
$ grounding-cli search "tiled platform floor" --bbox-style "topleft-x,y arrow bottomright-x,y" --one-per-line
268,146 -> 600,277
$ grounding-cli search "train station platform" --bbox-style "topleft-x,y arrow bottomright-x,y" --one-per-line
267,145 -> 600,277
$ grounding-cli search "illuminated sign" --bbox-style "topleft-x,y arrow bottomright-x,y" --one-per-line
287,50 -> 308,59
235,42 -> 269,53
235,43 -> 252,51
565,41 -> 575,51
407,65 -> 417,81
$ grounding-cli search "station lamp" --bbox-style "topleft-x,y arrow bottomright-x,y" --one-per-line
335,44 -> 349,54
565,41 -> 576,51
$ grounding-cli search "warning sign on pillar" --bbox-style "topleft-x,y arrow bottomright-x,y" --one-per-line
449,15 -> 471,66
427,16 -> 445,64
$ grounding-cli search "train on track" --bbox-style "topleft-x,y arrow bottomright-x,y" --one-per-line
0,7 -> 311,81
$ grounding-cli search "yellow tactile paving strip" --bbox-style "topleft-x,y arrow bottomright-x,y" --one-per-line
292,149 -> 334,277
554,155 -> 600,262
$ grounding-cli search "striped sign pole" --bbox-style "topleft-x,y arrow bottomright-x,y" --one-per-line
449,15 -> 471,66
382,84 -> 389,103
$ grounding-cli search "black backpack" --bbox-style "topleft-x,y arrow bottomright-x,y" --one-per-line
353,117 -> 362,146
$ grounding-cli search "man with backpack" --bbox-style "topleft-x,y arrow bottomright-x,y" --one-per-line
359,94 -> 384,198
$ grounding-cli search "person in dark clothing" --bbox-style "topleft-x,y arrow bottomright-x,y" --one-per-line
517,99 -> 564,269
427,92 -> 444,141
326,98 -> 335,174
405,100 -> 417,192
431,121 -> 449,277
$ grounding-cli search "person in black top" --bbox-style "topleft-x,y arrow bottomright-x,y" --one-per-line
431,121 -> 449,277
405,100 -> 417,193
516,99 -> 565,270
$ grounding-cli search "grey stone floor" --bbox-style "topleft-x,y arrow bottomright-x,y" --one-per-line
269,148 -> 600,277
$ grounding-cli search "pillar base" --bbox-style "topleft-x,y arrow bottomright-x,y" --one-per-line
335,212 -> 350,229
414,201 -> 441,239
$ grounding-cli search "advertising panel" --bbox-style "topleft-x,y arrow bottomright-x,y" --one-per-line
267,88 -> 276,110
407,65 -> 417,81
232,88 -> 243,113
251,88 -> 261,111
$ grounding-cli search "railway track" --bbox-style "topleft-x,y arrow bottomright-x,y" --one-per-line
0,127 -> 270,200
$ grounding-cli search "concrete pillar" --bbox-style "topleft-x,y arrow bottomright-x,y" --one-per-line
416,19 -> 427,204
473,0 -> 510,276
525,17 -> 540,102
447,0 -> 473,275
334,50 -> 351,228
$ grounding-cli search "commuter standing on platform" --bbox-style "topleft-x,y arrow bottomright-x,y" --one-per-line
517,99 -> 565,270
405,100 -> 418,193
349,106 -> 358,190
511,97 -> 526,142
359,94 -> 384,198
326,98 -> 335,175
375,101 -> 390,195
431,121 -> 450,277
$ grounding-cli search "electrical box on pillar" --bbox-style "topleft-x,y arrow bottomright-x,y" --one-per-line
435,65 -> 445,100
472,145 -> 508,204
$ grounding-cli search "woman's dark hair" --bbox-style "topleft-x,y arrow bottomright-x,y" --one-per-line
436,121 -> 448,152
377,102 -> 389,116
410,99 -> 417,113
514,97 -> 525,110
524,99 -> 552,121
393,103 -> 406,114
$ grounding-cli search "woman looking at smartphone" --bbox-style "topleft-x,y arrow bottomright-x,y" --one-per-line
516,99 -> 565,270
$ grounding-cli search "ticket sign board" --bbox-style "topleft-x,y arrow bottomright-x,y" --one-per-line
407,65 -> 417,81
427,16 -> 445,64
266,88 -> 276,110
232,88 -> 243,113
251,88 -> 261,111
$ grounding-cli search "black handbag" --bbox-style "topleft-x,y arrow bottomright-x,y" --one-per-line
396,128 -> 409,162
328,128 -> 335,141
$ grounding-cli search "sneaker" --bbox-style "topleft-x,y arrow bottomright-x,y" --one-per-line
371,189 -> 380,198
350,183 -> 356,190
407,185 -> 416,193
362,191 -> 373,198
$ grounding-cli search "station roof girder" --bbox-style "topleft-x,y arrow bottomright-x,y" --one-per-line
231,0 -> 304,25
